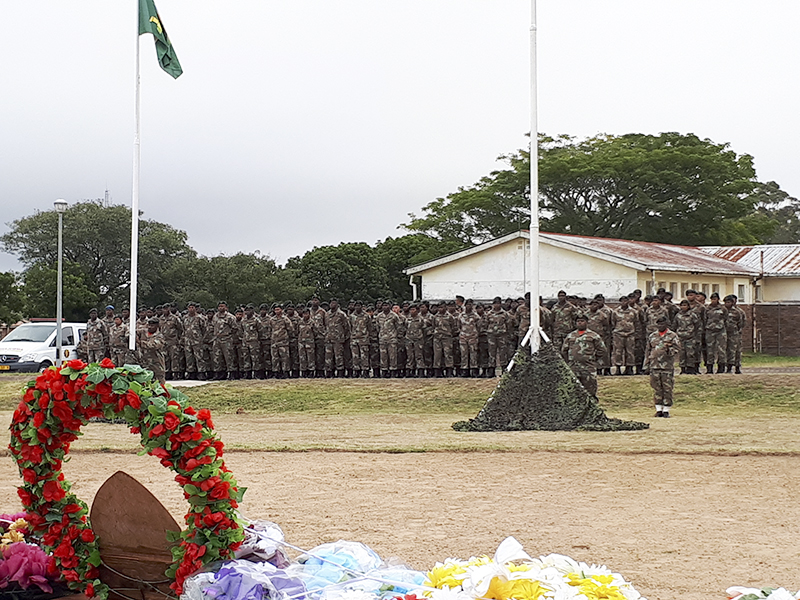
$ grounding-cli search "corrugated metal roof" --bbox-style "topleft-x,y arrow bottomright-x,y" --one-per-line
541,232 -> 759,276
702,245 -> 800,276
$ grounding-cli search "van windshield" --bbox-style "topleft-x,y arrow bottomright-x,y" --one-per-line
2,324 -> 57,343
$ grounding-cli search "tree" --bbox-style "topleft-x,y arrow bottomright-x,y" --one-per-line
403,132 -> 786,247
287,243 -> 390,302
374,234 -> 463,299
21,262 -> 99,321
0,272 -> 25,325
736,181 -> 800,244
1,201 -> 195,308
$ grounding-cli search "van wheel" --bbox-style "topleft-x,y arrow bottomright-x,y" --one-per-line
38,361 -> 53,372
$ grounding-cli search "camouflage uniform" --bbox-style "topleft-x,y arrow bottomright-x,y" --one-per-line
396,312 -> 408,372
420,309 -> 434,371
674,310 -> 699,370
432,311 -> 456,371
202,314 -> 215,374
349,311 -> 372,373
375,310 -> 402,373
551,302 -> 577,350
183,313 -> 208,375
561,329 -> 607,396
108,322 -> 130,367
539,304 -> 553,342
325,308 -> 350,373
270,313 -> 293,375
258,313 -> 273,375
690,302 -> 706,370
631,303 -> 647,369
644,329 -> 681,412
586,307 -> 612,369
726,306 -> 745,370
644,306 -> 671,336
477,310 -> 490,371
458,310 -> 481,370
232,317 -> 244,373
404,314 -> 425,372
84,318 -> 108,364
704,304 -> 729,369
486,308 -> 511,372
311,308 -> 328,374
240,314 -> 262,374
212,311 -> 238,374
515,304 -> 531,347
159,311 -> 183,376
611,306 -> 636,368
368,311 -> 380,374
138,329 -> 166,384
286,311 -> 301,373
297,317 -> 317,374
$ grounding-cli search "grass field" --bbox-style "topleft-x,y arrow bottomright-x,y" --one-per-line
2,367 -> 799,455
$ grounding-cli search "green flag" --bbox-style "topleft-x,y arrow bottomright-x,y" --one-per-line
139,0 -> 182,79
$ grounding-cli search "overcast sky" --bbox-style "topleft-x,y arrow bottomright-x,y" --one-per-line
1,1 -> 798,272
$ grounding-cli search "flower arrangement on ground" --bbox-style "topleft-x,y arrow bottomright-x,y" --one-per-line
8,360 -> 246,599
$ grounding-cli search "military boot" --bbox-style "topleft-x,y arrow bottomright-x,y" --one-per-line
726,364 -> 733,373
471,368 -> 480,378
735,365 -> 742,374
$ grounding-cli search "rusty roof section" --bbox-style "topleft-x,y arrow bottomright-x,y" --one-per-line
702,245 -> 800,277
540,232 -> 759,276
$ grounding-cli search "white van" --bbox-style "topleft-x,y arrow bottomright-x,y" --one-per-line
0,322 -> 87,372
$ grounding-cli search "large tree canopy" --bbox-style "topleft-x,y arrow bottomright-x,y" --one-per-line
403,132 -> 798,247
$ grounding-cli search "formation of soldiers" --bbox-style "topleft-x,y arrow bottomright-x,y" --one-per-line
77,295 -> 537,382
555,287 -> 747,418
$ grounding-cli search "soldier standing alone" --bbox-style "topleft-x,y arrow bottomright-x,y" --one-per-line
644,317 -> 681,417
561,315 -> 607,397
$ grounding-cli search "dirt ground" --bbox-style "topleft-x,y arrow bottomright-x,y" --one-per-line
1,450 -> 798,600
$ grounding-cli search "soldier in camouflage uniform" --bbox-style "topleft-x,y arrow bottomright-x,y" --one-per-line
539,299 -> 553,342
183,302 -> 208,380
475,303 -> 490,376
644,317 -> 681,417
404,305 -> 425,377
551,290 -> 577,351
138,317 -> 166,385
159,304 -> 183,380
704,292 -> 728,374
258,304 -> 273,378
394,304 -> 408,376
419,303 -> 434,377
685,290 -> 705,374
203,308 -> 216,377
485,298 -> 511,378
231,308 -> 244,378
431,303 -> 456,377
724,295 -> 745,374
586,299 -> 612,375
458,299 -> 481,377
349,301 -> 372,377
212,301 -> 238,380
674,300 -> 700,374
102,306 -> 116,347
239,304 -> 262,379
324,299 -> 350,377
610,296 -> 636,375
285,304 -> 301,377
297,308 -> 318,377
375,302 -> 402,377
85,309 -> 108,364
310,298 -> 328,378
367,304 -> 380,376
270,305 -> 293,378
108,315 -> 130,367
561,315 -> 607,397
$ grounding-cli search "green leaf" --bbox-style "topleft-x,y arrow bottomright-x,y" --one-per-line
165,529 -> 182,543
88,549 -> 102,567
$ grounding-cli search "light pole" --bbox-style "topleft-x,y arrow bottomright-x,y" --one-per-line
54,199 -> 68,367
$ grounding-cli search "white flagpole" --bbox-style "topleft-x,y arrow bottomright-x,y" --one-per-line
528,0 -> 541,353
129,4 -> 141,352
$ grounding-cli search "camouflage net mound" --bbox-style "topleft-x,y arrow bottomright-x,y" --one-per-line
452,342 -> 649,432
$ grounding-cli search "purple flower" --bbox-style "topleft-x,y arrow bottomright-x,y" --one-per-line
0,542 -> 54,593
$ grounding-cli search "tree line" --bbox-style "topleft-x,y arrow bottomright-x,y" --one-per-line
2,132 -> 799,323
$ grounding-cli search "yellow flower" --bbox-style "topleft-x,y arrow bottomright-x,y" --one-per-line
507,563 -> 532,574
8,519 -> 28,532
425,562 -> 468,590
508,578 -> 547,600
0,530 -> 25,546
566,573 -> 627,600
483,576 -> 514,600
466,556 -> 492,568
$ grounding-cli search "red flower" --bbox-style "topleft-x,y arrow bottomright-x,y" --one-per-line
33,412 -> 45,427
164,412 -> 181,431
80,529 -> 95,543
197,409 -> 214,429
38,394 -> 50,410
22,468 -> 38,484
126,390 -> 142,409
20,444 -> 43,464
208,481 -> 231,501
99,358 -> 115,369
63,503 -> 82,514
42,480 -> 66,502
66,359 -> 86,371
51,400 -> 74,423
86,583 -> 95,598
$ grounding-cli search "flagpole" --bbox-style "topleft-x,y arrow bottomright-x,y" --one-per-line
528,0 -> 541,353
129,2 -> 141,352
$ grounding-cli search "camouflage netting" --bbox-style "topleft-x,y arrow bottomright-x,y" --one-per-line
452,342 -> 649,432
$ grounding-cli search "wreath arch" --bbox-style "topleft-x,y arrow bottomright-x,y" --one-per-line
9,359 -> 245,599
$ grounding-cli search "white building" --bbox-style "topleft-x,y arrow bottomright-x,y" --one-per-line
702,244 -> 800,302
405,231 -> 759,302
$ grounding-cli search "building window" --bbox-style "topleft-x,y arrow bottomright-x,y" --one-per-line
681,283 -> 689,296
737,284 -> 746,302
701,283 -> 710,295
755,285 -> 762,301
712,284 -> 720,294
669,282 -> 679,296
646,281 -> 654,295
692,282 -> 700,292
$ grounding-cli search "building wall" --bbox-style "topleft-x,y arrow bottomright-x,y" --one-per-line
635,273 -> 752,302
750,303 -> 800,356
760,278 -> 800,302
418,238 -> 640,300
